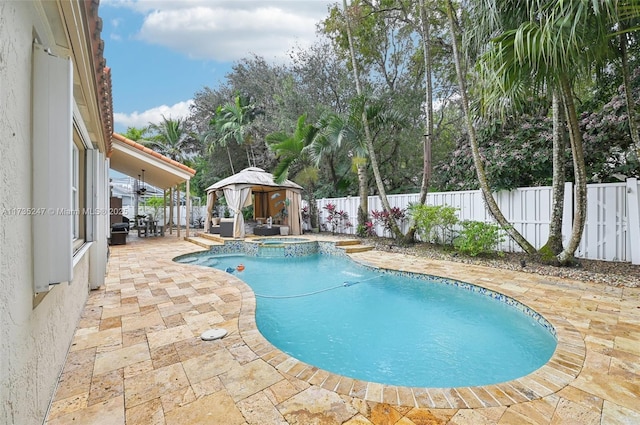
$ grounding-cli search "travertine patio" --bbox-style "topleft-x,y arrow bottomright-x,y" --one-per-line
45,232 -> 640,424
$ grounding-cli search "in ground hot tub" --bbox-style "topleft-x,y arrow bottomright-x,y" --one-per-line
246,238 -> 317,257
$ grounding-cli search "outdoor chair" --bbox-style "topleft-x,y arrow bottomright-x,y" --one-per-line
137,217 -> 147,237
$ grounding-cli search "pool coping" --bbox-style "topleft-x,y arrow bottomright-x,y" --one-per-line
194,241 -> 587,409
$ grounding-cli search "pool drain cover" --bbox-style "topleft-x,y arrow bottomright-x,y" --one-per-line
200,328 -> 228,341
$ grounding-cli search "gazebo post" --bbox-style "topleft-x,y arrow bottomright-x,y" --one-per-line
186,180 -> 190,237
168,187 -> 173,235
177,185 -> 181,238
163,189 -> 167,229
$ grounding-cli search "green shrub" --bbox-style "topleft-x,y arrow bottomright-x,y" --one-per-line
454,221 -> 504,256
408,204 -> 459,244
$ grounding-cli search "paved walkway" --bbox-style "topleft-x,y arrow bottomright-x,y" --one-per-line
45,233 -> 640,424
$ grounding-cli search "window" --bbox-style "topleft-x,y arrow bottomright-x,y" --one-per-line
72,128 -> 88,247
72,143 -> 79,240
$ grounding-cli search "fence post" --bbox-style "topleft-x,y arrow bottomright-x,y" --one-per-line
562,182 -> 574,248
627,178 -> 640,265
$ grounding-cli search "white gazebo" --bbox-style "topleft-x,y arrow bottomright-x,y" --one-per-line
205,167 -> 304,238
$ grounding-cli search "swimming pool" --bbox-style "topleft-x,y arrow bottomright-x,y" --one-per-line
177,252 -> 557,388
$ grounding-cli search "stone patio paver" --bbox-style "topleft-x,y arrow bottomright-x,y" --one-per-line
43,233 -> 640,424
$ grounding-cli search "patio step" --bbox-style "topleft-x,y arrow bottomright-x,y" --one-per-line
338,243 -> 374,253
184,236 -> 223,249
334,239 -> 362,246
196,232 -> 226,243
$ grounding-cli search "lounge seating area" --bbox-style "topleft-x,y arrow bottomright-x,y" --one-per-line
209,217 -> 234,237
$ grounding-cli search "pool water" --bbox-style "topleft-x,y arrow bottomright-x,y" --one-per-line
184,253 -> 557,387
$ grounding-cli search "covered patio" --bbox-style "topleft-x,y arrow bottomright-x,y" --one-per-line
110,133 -> 196,238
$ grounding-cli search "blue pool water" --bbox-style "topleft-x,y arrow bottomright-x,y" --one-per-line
179,253 -> 556,387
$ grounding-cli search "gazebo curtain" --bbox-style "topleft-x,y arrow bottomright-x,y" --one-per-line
204,191 -> 217,232
223,186 -> 252,238
286,189 -> 302,236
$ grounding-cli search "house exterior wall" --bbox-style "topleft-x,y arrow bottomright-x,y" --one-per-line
0,2 -> 110,424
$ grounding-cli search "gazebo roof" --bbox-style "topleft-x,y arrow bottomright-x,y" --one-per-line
205,167 -> 303,193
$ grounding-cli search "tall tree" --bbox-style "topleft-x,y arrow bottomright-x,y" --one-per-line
314,98 -> 405,229
445,0 -> 537,254
341,0 -> 404,239
545,92 -> 567,257
145,115 -> 197,162
618,18 -> 640,158
473,0 -> 640,263
206,94 -> 262,174
266,114 -> 321,227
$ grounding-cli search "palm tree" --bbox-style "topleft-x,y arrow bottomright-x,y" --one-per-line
206,94 -> 262,174
315,109 -> 367,225
123,126 -> 149,142
445,0 -> 537,255
145,115 -> 197,162
471,0 -> 639,263
314,99 -> 406,230
617,14 -> 640,159
266,114 -> 321,227
341,0 -> 404,240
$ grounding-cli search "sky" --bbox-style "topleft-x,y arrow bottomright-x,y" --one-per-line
100,0 -> 336,134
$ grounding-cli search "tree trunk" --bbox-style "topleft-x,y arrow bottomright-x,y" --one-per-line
357,161 -> 369,226
620,29 -> 640,159
342,0 -> 403,240
404,0 -> 434,244
540,91 -> 566,260
418,0 -> 433,204
445,0 -> 536,254
226,146 -> 235,174
556,75 -> 588,265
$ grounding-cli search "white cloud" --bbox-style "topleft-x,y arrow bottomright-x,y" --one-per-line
108,0 -> 334,62
114,100 -> 194,130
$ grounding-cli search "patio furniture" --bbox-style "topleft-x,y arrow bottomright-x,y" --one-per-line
254,226 -> 280,236
110,216 -> 130,233
110,231 -> 127,245
137,218 -> 147,237
210,217 -> 221,234
219,218 -> 234,238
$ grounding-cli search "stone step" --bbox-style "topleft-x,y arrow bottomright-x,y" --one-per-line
334,239 -> 362,247
184,236 -> 223,249
338,244 -> 374,253
196,232 -> 226,243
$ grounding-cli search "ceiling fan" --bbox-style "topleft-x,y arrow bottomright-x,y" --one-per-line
136,169 -> 147,195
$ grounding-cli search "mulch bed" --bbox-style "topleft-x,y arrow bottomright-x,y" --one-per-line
353,236 -> 640,288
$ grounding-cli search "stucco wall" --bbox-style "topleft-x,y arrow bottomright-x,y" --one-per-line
0,2 -> 92,424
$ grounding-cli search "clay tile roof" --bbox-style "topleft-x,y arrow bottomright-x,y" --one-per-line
86,0 -> 113,152
111,132 -> 196,175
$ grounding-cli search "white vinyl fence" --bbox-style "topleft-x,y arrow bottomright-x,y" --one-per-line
316,178 -> 640,264
123,205 -> 207,228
